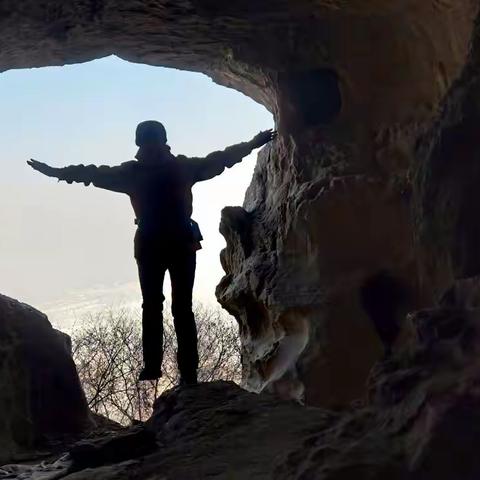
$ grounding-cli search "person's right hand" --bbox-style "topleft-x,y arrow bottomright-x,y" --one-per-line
27,159 -> 58,178
249,129 -> 277,149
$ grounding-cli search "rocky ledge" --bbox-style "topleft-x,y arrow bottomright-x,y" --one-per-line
4,285 -> 480,479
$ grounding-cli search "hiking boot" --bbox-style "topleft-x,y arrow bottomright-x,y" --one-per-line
138,367 -> 162,381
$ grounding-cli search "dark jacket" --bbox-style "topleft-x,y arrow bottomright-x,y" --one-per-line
52,141 -> 254,253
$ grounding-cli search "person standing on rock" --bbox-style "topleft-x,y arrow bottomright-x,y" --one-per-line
28,121 -> 276,386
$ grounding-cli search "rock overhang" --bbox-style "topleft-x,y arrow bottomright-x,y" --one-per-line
1,1 -> 476,128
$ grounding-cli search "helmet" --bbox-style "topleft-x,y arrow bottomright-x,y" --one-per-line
135,120 -> 167,146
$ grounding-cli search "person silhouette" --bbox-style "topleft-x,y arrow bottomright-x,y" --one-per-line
28,121 -> 276,385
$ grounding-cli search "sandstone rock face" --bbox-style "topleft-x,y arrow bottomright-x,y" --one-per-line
1,0 -> 479,406
0,294 -> 90,463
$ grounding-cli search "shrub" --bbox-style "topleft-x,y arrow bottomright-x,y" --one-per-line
71,304 -> 241,424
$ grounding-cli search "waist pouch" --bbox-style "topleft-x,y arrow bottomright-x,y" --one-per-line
190,219 -> 203,243
134,219 -> 203,258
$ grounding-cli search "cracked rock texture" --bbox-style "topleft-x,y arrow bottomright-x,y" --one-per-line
0,295 -> 91,464
1,0 -> 480,406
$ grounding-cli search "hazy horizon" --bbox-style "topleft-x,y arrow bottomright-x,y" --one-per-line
0,55 -> 272,328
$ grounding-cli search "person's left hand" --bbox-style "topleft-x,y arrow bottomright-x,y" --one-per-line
27,159 -> 58,177
249,129 -> 277,149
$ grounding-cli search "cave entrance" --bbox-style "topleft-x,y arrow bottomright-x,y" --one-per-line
0,55 -> 273,328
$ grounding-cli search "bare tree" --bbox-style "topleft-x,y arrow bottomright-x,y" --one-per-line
71,304 -> 241,424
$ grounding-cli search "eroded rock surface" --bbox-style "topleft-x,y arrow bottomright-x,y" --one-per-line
0,294 -> 91,464
214,1 -> 478,405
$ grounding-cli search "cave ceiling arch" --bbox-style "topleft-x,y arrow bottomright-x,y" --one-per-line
1,0 -> 476,131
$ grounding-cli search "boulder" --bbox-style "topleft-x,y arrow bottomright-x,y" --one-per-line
0,294 -> 91,463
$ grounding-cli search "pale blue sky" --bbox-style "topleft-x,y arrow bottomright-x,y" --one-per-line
0,55 -> 272,327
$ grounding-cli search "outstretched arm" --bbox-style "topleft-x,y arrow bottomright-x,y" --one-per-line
188,129 -> 277,182
27,160 -> 134,194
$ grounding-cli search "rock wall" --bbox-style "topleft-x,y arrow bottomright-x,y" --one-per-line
1,0 -> 479,406
216,1 -> 479,405
0,295 -> 91,463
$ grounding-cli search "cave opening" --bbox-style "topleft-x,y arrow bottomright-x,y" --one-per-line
0,55 -> 273,328
5,5 -> 480,470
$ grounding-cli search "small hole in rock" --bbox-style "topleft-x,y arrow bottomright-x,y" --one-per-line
280,69 -> 342,126
360,271 -> 409,355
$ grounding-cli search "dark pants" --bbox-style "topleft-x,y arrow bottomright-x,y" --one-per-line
135,233 -> 198,379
